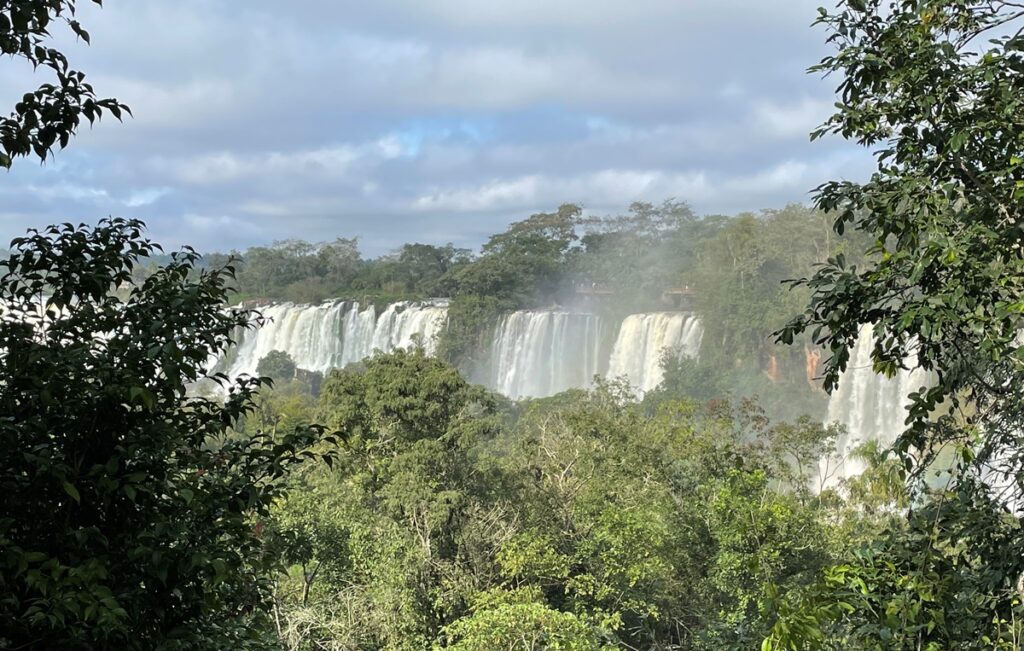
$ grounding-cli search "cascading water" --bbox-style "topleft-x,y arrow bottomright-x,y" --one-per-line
606,312 -> 704,394
372,302 -> 449,352
219,300 -> 707,401
489,311 -> 608,400
486,310 -> 704,399
825,323 -> 933,482
219,300 -> 447,380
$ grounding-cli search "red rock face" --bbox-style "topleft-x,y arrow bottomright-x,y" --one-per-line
805,346 -> 824,391
765,353 -> 781,383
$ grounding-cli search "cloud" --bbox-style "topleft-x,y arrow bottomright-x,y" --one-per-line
0,0 -> 870,255
125,187 -> 172,207
753,97 -> 834,139
26,183 -> 111,204
144,137 -> 407,188
409,163 -> 819,216
414,176 -> 544,212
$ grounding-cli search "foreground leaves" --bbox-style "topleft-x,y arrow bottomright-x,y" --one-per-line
0,219 -> 334,649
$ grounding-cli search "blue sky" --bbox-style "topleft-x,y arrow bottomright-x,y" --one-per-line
0,0 -> 873,255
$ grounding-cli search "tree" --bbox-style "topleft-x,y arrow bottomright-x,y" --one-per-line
439,204 -> 581,367
574,199 -> 702,306
778,0 -> 1024,488
438,588 -> 612,651
765,484 -> 1024,650
1,1 -> 128,168
496,385 -> 838,650
0,219 -> 333,648
257,350 -> 298,384
271,350 -> 503,650
444,204 -> 580,307
768,1 -> 1024,647
228,238 -> 365,303
696,206 -> 840,370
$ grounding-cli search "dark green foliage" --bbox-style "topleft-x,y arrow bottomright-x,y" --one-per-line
257,350 -> 298,384
0,1 -> 129,168
694,205 -> 859,371
0,220 -> 332,649
437,204 -> 583,366
766,1 -> 1024,648
272,350 -> 501,649
766,485 -> 1024,650
359,243 -> 472,299
267,361 -> 858,651
198,239 -> 474,306
777,0 -> 1024,482
437,587 -> 612,651
496,387 -> 837,650
467,203 -> 580,303
317,347 -> 496,449
234,238 -> 362,303
649,356 -> 728,404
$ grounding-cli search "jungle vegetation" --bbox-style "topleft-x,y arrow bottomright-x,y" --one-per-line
4,0 -> 1024,649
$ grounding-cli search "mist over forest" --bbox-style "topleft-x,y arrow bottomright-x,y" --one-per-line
5,1 -> 1024,650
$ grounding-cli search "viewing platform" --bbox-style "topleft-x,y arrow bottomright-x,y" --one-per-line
574,284 -> 616,297
573,284 -> 696,309
661,287 -> 696,309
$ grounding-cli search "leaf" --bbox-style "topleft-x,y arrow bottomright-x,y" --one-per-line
129,386 -> 155,409
62,481 -> 81,503
949,131 -> 967,152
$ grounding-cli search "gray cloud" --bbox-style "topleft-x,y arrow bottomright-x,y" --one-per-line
0,0 -> 870,255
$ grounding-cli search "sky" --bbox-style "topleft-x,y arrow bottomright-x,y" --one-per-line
0,0 -> 874,256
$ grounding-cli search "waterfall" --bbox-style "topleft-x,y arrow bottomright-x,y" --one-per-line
489,311 -> 607,400
825,324 -> 932,481
372,302 -> 449,352
606,312 -> 703,394
220,301 -> 707,401
219,300 -> 447,380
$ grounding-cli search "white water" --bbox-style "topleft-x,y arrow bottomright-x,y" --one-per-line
219,300 -> 447,379
217,302 -> 703,399
487,310 -> 703,399
489,311 -> 607,399
606,313 -> 704,393
825,324 -> 933,482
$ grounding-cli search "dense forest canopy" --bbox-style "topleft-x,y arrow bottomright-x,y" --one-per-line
204,201 -> 839,321
261,356 -> 893,651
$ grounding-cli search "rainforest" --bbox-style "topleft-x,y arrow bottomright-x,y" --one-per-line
5,1 -> 1024,650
